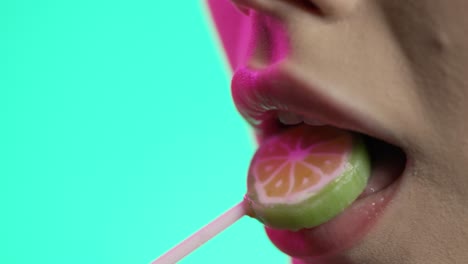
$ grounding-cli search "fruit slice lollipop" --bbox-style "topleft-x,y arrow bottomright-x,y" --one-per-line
152,125 -> 370,264
244,125 -> 370,231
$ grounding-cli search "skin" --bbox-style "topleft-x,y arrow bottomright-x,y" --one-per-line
207,0 -> 468,263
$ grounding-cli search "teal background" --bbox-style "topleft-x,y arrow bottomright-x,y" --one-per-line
1,1 -> 287,263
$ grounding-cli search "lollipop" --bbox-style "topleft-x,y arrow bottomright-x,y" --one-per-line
152,125 -> 370,263
245,125 -> 370,230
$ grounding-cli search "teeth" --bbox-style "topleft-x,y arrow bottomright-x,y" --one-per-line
303,117 -> 325,126
278,111 -> 326,126
278,111 -> 302,125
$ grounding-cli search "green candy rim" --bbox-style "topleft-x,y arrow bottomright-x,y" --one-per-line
245,137 -> 371,231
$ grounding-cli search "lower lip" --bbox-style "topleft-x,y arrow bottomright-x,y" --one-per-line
264,173 -> 403,261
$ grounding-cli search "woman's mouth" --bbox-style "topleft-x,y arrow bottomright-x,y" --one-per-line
231,64 -> 408,259
264,118 -> 406,259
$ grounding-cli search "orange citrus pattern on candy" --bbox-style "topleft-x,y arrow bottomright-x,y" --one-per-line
253,126 -> 352,201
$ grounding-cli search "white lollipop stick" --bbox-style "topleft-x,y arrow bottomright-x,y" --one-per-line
151,201 -> 247,264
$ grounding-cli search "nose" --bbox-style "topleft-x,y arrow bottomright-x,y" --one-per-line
230,0 -> 360,19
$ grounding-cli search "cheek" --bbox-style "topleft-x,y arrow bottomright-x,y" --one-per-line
380,0 -> 468,145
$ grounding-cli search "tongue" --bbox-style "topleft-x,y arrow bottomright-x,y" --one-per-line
358,136 -> 406,199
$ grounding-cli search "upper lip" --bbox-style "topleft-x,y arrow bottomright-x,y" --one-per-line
231,62 -> 396,145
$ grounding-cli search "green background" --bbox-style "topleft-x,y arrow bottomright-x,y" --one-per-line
1,1 -> 287,263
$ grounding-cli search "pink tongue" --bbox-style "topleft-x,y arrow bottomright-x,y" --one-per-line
358,137 -> 406,198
